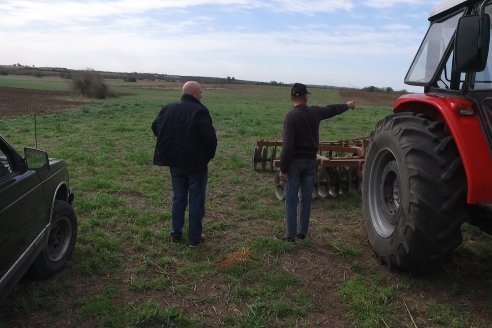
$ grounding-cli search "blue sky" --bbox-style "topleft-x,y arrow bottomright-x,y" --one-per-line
1,0 -> 443,91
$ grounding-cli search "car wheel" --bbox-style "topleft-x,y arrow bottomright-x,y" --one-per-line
32,200 -> 77,277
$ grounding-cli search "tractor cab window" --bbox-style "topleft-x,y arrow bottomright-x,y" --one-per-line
405,11 -> 463,86
437,49 -> 466,90
474,50 -> 492,89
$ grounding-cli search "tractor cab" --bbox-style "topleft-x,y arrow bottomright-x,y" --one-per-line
405,0 -> 491,91
404,0 -> 492,150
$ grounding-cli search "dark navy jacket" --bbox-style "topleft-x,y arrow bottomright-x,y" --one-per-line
152,94 -> 217,173
280,103 -> 348,173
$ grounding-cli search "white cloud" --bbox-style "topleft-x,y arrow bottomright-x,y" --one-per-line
1,0 -> 355,27
1,0 -> 252,26
363,0 -> 440,9
270,0 -> 353,14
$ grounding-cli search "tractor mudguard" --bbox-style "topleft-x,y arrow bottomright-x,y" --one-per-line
393,93 -> 492,204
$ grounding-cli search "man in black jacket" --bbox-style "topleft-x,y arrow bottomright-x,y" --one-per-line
277,83 -> 355,242
152,81 -> 217,247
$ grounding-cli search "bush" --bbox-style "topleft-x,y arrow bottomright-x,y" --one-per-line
124,76 -> 137,82
60,72 -> 72,79
0,70 -> 9,76
72,71 -> 112,99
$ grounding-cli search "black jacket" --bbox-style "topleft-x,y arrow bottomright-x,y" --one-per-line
280,103 -> 348,173
152,94 -> 217,173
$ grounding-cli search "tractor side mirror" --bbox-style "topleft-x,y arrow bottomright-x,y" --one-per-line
454,13 -> 490,72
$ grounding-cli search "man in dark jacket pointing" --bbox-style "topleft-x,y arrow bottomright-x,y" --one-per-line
152,81 -> 217,247
277,83 -> 355,242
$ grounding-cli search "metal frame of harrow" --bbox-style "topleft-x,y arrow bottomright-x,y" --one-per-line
253,139 -> 368,200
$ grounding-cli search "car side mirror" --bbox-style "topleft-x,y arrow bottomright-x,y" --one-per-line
24,147 -> 50,171
454,13 -> 490,72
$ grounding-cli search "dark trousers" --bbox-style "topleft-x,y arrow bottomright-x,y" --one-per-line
284,159 -> 316,238
170,167 -> 208,244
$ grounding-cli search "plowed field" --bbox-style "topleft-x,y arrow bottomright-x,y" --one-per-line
0,87 -> 83,116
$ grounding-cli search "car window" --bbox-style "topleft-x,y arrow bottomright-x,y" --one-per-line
0,150 -> 12,178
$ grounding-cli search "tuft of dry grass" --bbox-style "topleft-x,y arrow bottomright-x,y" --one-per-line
215,247 -> 252,268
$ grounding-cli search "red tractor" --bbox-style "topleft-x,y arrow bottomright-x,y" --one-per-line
363,0 -> 492,272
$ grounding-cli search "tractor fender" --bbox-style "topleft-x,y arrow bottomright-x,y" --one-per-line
393,93 -> 492,204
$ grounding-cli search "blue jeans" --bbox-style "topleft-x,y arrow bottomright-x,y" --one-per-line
170,167 -> 208,244
284,159 -> 316,238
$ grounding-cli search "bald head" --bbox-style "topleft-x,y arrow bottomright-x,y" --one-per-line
182,81 -> 203,101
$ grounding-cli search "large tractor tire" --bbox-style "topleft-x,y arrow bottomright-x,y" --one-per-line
363,112 -> 468,272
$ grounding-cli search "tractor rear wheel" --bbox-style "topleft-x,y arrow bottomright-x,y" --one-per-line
363,113 -> 468,272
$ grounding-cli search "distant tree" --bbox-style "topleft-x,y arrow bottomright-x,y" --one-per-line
0,70 -> 9,76
385,87 -> 394,93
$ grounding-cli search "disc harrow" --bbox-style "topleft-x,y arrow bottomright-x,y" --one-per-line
253,138 -> 368,200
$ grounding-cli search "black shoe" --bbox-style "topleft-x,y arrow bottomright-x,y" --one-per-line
187,234 -> 206,248
296,233 -> 306,240
170,233 -> 182,243
188,242 -> 200,248
275,232 -> 295,243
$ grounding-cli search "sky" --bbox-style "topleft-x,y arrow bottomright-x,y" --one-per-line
1,0 -> 445,91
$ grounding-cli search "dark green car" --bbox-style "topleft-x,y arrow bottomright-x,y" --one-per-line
0,135 -> 77,303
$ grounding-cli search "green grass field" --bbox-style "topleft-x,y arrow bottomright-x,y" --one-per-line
0,76 -> 491,327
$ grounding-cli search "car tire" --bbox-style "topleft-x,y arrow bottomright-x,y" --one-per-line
32,200 -> 77,277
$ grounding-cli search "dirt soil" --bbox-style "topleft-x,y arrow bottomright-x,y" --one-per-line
0,87 -> 84,116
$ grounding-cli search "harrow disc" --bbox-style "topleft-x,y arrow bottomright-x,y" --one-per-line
338,167 -> 350,195
261,147 -> 268,171
327,168 -> 341,198
317,168 -> 330,198
268,147 -> 277,172
349,167 -> 361,193
274,171 -> 285,200
252,146 -> 261,171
